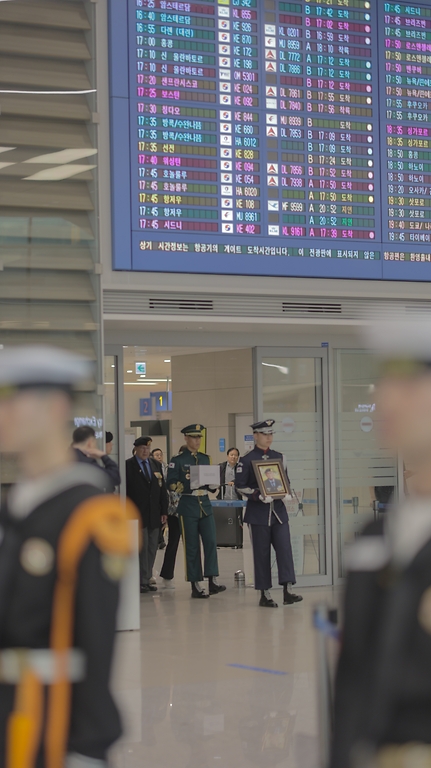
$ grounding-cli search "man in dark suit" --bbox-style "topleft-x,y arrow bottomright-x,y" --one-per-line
126,436 -> 168,593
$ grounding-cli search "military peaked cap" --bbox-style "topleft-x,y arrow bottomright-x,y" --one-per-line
251,419 -> 275,434
181,424 -> 205,436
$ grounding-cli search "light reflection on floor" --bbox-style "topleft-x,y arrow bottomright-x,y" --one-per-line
110,546 -> 340,768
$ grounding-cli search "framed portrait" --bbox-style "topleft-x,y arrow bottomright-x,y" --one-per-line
252,459 -> 291,499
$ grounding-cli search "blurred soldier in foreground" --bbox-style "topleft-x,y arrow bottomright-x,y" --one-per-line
332,320 -> 431,768
0,346 -> 133,768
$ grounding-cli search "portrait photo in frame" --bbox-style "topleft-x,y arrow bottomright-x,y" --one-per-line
252,458 -> 291,499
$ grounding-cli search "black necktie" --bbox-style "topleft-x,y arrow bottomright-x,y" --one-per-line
143,460 -> 151,482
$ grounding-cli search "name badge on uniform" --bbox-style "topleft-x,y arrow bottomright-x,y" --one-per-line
154,471 -> 163,487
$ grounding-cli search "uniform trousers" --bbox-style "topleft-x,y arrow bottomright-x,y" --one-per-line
249,519 -> 296,590
139,527 -> 160,586
179,513 -> 219,583
160,515 -> 181,580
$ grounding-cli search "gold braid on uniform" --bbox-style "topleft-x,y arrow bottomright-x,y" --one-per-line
44,495 -> 138,768
169,482 -> 184,493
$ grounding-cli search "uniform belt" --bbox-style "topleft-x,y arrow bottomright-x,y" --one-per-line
375,744 -> 431,768
183,490 -> 208,497
0,648 -> 86,684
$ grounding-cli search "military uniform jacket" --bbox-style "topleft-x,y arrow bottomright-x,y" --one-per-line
332,516 -> 431,768
167,448 -> 213,518
0,464 -> 122,766
235,447 -> 289,525
125,455 -> 168,529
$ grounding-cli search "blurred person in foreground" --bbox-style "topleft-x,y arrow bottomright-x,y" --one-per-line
332,319 -> 431,768
0,346 -> 133,768
72,425 -> 121,491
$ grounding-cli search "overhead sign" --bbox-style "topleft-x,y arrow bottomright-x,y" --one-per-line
135,362 -> 146,375
139,398 -> 152,417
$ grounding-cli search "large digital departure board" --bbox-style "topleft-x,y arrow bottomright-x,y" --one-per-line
109,0 -> 431,280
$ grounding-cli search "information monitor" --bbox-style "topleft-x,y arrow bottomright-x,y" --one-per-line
109,0 -> 431,280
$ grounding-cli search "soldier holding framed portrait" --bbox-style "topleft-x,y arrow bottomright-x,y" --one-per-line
235,420 -> 302,608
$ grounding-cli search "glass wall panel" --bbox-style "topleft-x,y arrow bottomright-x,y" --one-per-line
335,350 -> 398,577
260,353 -> 328,580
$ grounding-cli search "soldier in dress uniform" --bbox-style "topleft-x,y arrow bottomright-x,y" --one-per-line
235,420 -> 302,608
331,319 -> 431,768
0,346 -> 134,768
167,424 -> 226,599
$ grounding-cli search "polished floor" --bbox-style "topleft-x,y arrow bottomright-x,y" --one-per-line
110,546 -> 340,768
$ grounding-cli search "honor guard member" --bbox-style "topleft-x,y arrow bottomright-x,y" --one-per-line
331,318 -> 431,768
167,424 -> 226,599
0,346 -> 135,768
235,420 -> 302,608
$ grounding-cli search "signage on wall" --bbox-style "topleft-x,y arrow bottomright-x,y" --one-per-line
135,362 -> 146,375
139,398 -> 152,417
360,416 -> 374,433
151,391 -> 172,413
219,438 -> 226,453
244,435 -> 254,454
74,415 -> 103,440
282,417 -> 295,434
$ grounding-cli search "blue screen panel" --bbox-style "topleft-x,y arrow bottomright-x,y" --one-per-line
108,0 -> 431,281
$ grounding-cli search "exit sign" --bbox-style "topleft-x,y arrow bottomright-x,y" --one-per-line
135,362 -> 146,375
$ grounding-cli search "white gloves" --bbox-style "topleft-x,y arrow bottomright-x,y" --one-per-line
283,494 -> 293,503
259,495 -> 274,504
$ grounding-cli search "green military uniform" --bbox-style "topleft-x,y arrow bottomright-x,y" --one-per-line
167,427 -> 219,584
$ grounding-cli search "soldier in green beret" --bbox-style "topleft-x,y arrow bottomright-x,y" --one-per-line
167,424 -> 226,599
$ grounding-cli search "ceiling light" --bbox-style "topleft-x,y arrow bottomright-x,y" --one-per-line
24,148 -> 98,165
164,359 -> 171,363
0,162 -> 14,170
0,147 -> 15,154
127,369 -> 133,373
0,89 -> 96,94
111,365 -> 115,368
24,164 -> 96,181
262,362 -> 289,375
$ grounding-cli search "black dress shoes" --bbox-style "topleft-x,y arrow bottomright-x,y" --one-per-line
259,590 -> 278,608
140,585 -> 150,593
209,577 -> 226,595
191,582 -> 209,599
148,584 -> 158,592
283,591 -> 303,604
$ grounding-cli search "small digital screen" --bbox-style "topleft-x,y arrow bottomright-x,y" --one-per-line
109,0 -> 431,280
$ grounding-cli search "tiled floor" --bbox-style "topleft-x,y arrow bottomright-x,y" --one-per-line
110,546 -> 340,768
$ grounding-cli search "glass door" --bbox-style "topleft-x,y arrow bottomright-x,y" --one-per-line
254,348 -> 331,587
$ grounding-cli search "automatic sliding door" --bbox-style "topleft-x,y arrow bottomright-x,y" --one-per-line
254,348 -> 331,587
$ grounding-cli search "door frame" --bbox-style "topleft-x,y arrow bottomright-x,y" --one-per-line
253,346 -> 332,587
105,344 -> 126,496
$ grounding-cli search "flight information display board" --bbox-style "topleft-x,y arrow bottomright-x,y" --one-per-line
109,0 -> 431,280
